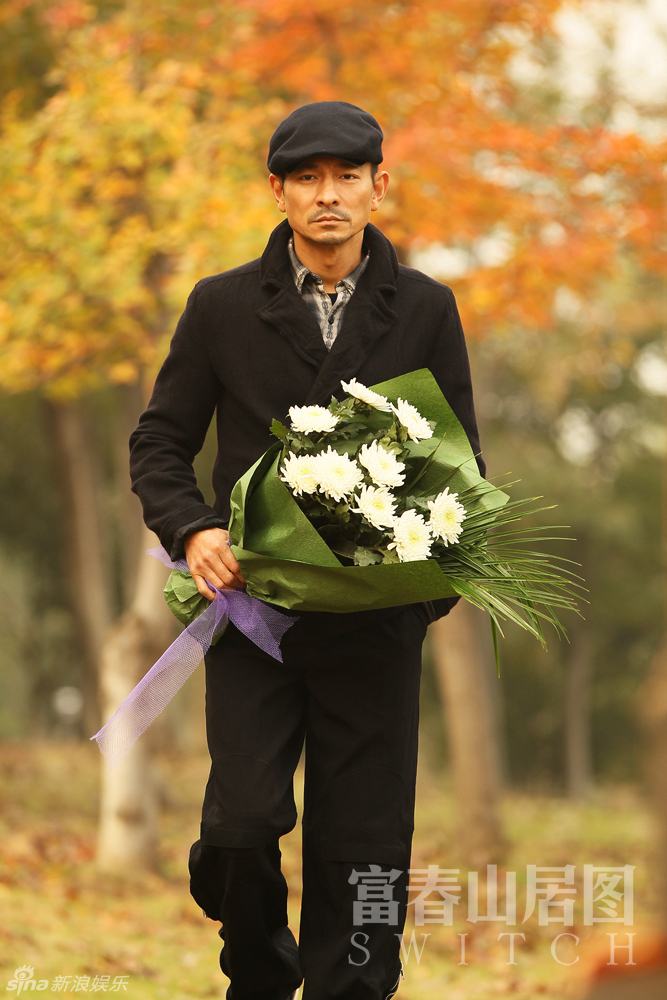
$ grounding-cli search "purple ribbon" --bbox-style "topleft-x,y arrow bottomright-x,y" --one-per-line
90,546 -> 297,770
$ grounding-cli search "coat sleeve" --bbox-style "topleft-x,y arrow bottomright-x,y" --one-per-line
423,285 -> 486,622
129,283 -> 226,558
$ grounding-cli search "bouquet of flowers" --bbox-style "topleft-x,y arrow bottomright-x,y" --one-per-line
93,367 -> 582,769
166,368 -> 582,655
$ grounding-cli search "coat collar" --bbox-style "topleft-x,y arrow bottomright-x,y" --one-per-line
258,219 -> 399,405
259,218 -> 399,288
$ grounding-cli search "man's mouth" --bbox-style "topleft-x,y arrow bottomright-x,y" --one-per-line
310,214 -> 350,223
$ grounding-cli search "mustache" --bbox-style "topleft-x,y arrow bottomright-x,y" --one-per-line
308,211 -> 351,223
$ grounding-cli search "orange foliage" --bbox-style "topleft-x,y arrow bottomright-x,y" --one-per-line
221,0 -> 664,331
0,0 -> 664,395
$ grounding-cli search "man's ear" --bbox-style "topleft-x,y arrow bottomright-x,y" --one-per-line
269,173 -> 287,213
371,170 -> 389,212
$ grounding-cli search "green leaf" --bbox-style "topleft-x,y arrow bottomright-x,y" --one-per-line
404,495 -> 430,511
491,618 -> 500,677
330,538 -> 357,559
270,418 -> 289,441
335,502 -> 350,522
354,547 -> 383,566
400,434 -> 444,493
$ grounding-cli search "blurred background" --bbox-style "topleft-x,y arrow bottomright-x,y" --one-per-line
0,1 -> 665,997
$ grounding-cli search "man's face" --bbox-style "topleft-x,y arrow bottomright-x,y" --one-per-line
269,156 -> 389,247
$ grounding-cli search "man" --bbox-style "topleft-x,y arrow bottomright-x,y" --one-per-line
129,101 -> 484,1000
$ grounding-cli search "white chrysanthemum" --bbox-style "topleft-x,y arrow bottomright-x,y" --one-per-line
313,446 -> 364,502
279,453 -> 320,496
340,378 -> 392,412
387,509 -> 433,562
351,485 -> 398,529
288,404 -> 339,435
391,398 -> 433,442
357,440 -> 406,487
427,487 -> 466,545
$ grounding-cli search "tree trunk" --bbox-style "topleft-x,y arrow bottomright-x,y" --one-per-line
565,617 -> 594,799
639,641 -> 667,931
636,413 -> 667,929
637,425 -> 667,930
429,601 -> 504,866
96,524 -> 175,872
96,378 -> 179,872
47,400 -> 113,735
113,382 -> 146,606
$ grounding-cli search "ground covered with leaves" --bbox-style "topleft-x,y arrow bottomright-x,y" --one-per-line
0,741 -> 660,999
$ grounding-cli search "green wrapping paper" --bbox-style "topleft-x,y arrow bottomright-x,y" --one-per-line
163,568 -> 227,644
225,368 -> 507,613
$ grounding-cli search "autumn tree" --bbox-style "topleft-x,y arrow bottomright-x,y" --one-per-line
0,2 -> 277,870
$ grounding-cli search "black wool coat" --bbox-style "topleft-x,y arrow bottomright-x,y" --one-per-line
130,219 -> 485,624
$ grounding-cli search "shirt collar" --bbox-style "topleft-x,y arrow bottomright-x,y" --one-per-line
287,238 -> 312,293
288,238 -> 370,294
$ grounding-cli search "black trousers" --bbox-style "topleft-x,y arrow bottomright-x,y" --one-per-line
188,604 -> 431,1000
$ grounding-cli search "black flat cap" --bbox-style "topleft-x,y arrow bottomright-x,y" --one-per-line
267,101 -> 383,175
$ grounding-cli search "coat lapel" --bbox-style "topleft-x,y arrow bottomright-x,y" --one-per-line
304,224 -> 398,405
258,220 -> 399,403
257,284 -> 329,371
303,283 -> 396,405
257,220 -> 329,370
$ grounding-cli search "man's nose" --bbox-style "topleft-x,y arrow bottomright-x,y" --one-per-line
316,176 -> 339,204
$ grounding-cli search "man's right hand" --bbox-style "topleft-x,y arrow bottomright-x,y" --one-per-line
183,527 -> 246,599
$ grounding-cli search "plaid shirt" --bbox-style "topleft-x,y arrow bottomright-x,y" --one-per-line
288,238 -> 370,351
